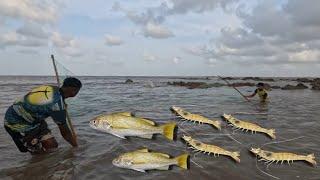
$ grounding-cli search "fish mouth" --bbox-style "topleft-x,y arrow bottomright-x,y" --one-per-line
89,122 -> 97,129
112,159 -> 120,166
181,134 -> 191,142
221,114 -> 229,121
170,106 -> 179,114
249,147 -> 260,155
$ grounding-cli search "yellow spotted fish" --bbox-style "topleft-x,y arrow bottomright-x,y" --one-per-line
90,112 -> 176,140
112,148 -> 189,172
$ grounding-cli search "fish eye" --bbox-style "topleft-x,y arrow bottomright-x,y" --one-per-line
93,120 -> 96,124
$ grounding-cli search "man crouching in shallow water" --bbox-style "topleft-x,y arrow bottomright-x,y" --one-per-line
3,77 -> 82,154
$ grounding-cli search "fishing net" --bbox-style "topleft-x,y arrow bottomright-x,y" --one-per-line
50,55 -> 77,136
52,58 -> 75,86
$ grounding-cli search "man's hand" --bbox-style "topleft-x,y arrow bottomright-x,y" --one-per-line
58,124 -> 78,147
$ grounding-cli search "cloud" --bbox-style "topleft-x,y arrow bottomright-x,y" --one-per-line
197,0 -> 320,66
144,23 -> 174,39
105,34 -> 124,46
114,0 -> 237,26
112,2 -> 166,25
288,50 -> 320,63
17,48 -> 39,55
167,0 -> 237,14
0,0 -> 61,23
113,0 -> 236,39
143,52 -> 156,61
205,58 -> 217,66
59,47 -> 84,57
50,32 -> 84,57
51,32 -> 75,48
0,31 -> 47,48
182,45 -> 207,56
109,61 -> 125,67
0,32 -> 19,47
94,51 -> 125,67
16,22 -> 49,39
173,56 -> 181,64
239,1 -> 320,43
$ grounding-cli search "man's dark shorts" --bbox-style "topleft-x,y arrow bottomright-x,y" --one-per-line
4,120 -> 53,153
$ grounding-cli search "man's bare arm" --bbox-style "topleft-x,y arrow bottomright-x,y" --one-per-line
58,124 -> 78,147
245,90 -> 257,98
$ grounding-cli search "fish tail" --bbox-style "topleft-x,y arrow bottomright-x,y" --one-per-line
305,153 -> 317,166
161,122 -> 177,140
175,154 -> 189,169
229,151 -> 241,163
210,120 -> 221,130
266,129 -> 276,139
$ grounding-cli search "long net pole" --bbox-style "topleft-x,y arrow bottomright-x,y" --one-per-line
51,55 -> 77,142
218,76 -> 251,102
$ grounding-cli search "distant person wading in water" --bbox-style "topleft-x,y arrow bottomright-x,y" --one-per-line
245,82 -> 268,102
3,77 -> 82,154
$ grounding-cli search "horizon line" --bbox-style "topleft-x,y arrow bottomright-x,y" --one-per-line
0,75 -> 318,78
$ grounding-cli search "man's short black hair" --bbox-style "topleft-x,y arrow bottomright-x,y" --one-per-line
62,77 -> 82,89
257,82 -> 264,87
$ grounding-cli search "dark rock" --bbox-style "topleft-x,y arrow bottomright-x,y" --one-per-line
223,77 -> 237,80
271,85 -> 281,89
263,83 -> 271,90
167,81 -> 208,89
167,81 -> 226,89
125,79 -> 134,84
311,78 -> 320,90
207,83 -> 226,88
296,78 -> 313,83
229,82 -> 255,87
242,77 -> 275,81
179,77 -> 208,80
281,83 -> 308,90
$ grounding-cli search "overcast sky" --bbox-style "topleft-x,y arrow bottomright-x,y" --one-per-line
0,0 -> 319,76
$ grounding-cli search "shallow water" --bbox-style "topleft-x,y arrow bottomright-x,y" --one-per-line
0,76 -> 319,180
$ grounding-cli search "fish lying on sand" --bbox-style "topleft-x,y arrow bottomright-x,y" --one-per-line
170,106 -> 221,130
90,112 -> 176,140
222,114 -> 276,139
112,148 -> 189,172
250,147 -> 316,167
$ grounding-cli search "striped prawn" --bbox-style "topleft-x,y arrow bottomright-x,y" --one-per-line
250,147 -> 317,167
182,135 -> 240,163
170,106 -> 221,130
222,114 -> 276,139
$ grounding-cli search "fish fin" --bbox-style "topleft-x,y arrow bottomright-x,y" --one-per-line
210,120 -> 221,130
110,132 -> 126,139
266,129 -> 276,139
132,169 -> 146,173
112,112 -> 133,116
175,154 -> 189,169
156,166 -> 170,170
134,148 -> 149,153
161,122 -> 177,141
154,153 -> 170,158
137,134 -> 153,139
230,151 -> 241,163
140,118 -> 156,126
306,153 -> 317,166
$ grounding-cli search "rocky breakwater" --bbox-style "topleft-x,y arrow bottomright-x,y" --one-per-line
167,81 -> 225,89
281,83 -> 308,90
311,78 -> 320,90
